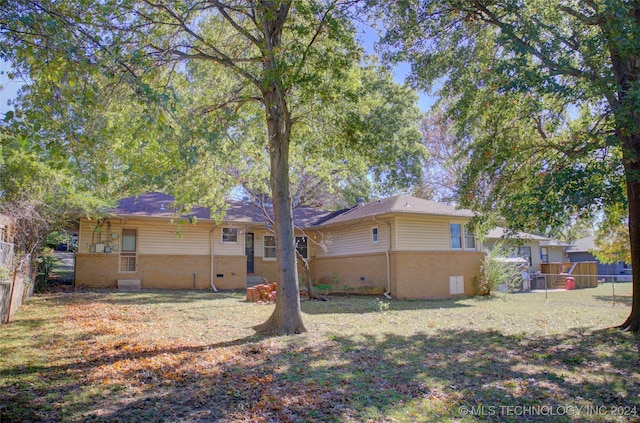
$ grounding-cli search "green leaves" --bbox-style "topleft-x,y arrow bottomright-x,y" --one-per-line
374,0 -> 637,235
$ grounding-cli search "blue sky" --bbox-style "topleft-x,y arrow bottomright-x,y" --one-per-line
355,20 -> 435,112
0,60 -> 21,114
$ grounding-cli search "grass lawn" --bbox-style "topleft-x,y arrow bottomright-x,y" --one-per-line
1,284 -> 639,422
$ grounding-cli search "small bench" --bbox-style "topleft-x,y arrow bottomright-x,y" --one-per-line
117,279 -> 141,291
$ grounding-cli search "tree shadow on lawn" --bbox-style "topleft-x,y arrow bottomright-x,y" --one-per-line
70,289 -> 243,306
594,295 -> 633,307
4,324 -> 639,422
302,295 -> 472,315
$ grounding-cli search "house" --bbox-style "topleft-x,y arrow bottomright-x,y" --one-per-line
75,192 -> 331,291
75,193 -> 483,299
484,227 -> 568,273
567,236 -> 632,279
308,195 -> 483,299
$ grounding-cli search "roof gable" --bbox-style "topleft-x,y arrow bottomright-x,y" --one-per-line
312,194 -> 474,227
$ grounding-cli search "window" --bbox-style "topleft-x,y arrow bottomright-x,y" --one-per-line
450,223 -> 462,249
296,236 -> 308,259
518,246 -> 532,266
372,227 -> 379,243
264,235 -> 276,259
121,229 -> 137,272
222,227 -> 238,243
464,225 -> 476,249
540,247 -> 549,263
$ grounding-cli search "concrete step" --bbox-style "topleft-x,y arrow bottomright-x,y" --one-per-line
247,275 -> 264,287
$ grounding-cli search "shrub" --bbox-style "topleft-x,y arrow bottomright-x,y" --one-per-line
478,243 -> 523,296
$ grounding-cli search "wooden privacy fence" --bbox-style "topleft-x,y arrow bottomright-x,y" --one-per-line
540,262 -> 598,289
0,243 -> 31,324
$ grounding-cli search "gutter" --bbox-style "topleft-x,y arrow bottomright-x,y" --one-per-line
374,217 -> 393,299
210,226 -> 218,292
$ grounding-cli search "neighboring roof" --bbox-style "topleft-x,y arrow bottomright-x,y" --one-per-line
485,227 -> 549,241
311,194 -> 474,227
540,239 -> 573,247
486,227 -> 573,247
566,236 -> 598,253
108,192 -> 334,227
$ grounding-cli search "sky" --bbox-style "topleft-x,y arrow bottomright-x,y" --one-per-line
0,20 -> 436,115
355,20 -> 435,112
0,60 -> 22,114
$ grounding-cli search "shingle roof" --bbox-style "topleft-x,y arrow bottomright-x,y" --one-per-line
110,193 -> 476,228
109,192 -> 333,227
311,194 -> 474,227
485,227 -> 572,246
566,236 -> 598,253
485,227 -> 550,241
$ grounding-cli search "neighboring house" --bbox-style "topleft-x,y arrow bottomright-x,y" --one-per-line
484,227 -> 568,273
76,193 -> 483,299
567,236 -> 632,278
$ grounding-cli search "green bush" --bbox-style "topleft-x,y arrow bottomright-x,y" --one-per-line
478,243 -> 523,296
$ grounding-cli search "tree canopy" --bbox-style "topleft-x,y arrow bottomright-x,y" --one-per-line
375,0 -> 640,332
1,0 -> 426,334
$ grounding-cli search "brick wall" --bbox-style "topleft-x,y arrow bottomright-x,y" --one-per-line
391,251 -> 483,299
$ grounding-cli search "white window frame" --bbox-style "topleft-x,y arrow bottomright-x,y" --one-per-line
120,228 -> 137,273
450,223 -> 463,250
372,226 -> 379,244
263,235 -> 276,260
464,224 -> 476,250
222,227 -> 238,244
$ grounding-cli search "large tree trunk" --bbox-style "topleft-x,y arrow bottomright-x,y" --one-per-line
607,21 -> 640,332
253,98 -> 306,334
254,2 -> 306,334
618,142 -> 640,333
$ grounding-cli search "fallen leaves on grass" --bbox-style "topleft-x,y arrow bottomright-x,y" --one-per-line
2,289 -> 639,422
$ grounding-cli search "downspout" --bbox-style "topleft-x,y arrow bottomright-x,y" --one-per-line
374,217 -> 393,299
210,226 -> 218,292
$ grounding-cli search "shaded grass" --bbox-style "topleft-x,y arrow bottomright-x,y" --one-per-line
1,285 -> 639,422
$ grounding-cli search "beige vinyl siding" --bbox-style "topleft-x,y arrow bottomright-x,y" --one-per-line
395,216 -> 457,251
79,218 -> 220,256
78,219 -> 96,253
78,219 -> 126,254
255,232 -> 266,259
137,222 -> 211,255
213,226 -> 244,256
314,223 -> 389,258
